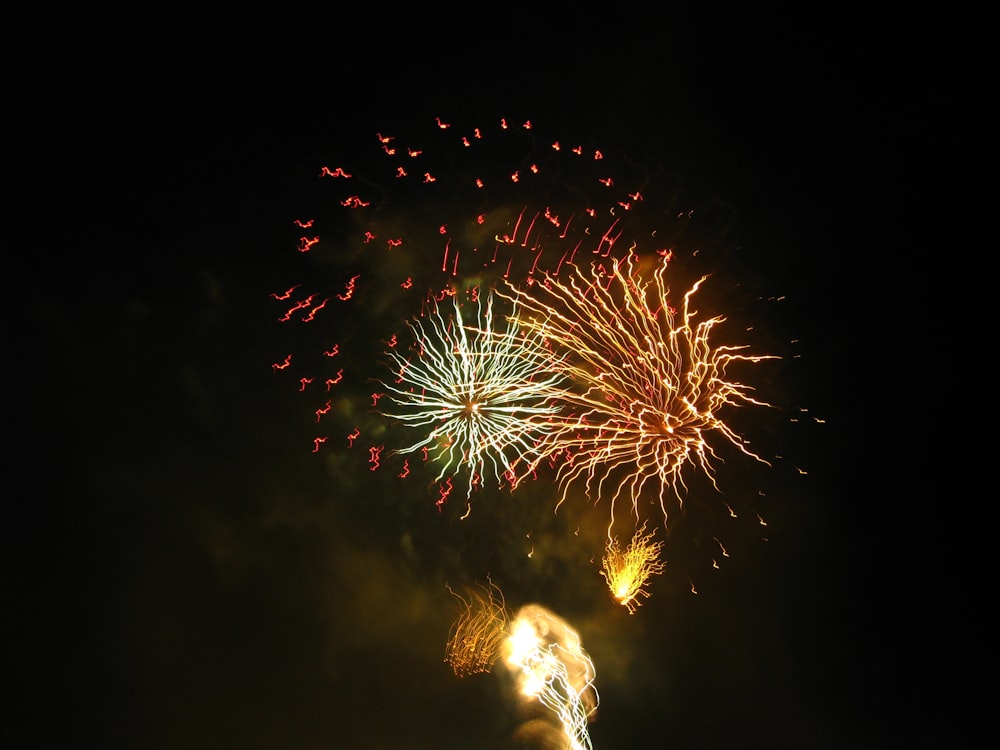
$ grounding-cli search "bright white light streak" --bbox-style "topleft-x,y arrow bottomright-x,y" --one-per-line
503,604 -> 599,750
379,291 -> 567,501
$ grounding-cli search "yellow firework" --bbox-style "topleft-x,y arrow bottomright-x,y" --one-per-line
444,579 -> 510,677
498,252 -> 778,524
601,522 -> 666,614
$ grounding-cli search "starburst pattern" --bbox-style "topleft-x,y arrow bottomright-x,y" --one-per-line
498,251 -> 779,525
378,290 -> 567,501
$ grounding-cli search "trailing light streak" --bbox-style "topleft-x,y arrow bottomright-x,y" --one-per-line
600,522 -> 666,614
498,251 -> 779,526
378,290 -> 567,502
444,579 -> 510,677
502,605 -> 599,750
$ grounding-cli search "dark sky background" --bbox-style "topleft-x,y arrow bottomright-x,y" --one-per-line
8,11 -> 951,750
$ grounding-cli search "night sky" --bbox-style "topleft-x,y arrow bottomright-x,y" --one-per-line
8,12 -> 949,750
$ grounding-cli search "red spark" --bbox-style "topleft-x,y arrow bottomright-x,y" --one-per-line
315,401 -> 332,422
325,370 -> 344,389
319,166 -> 352,178
336,275 -> 360,301
340,196 -> 370,208
436,477 -> 453,510
271,284 -> 300,301
297,235 -> 320,253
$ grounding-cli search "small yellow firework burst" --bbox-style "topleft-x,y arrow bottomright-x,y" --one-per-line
601,522 -> 666,614
444,578 -> 510,677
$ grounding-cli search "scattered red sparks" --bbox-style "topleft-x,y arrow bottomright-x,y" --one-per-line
269,114 -> 787,573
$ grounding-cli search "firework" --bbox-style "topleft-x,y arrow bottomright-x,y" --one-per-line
378,289 -> 567,502
444,579 -> 510,677
274,116 -> 703,473
601,522 -> 666,613
502,604 -> 599,750
498,251 -> 779,526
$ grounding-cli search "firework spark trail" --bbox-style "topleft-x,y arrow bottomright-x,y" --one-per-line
497,251 -> 780,529
601,521 -> 666,614
378,289 -> 568,502
273,116 -> 695,468
503,604 -> 599,750
445,578 -> 510,677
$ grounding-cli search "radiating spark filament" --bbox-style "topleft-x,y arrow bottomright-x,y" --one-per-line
497,252 -> 778,526
601,522 -> 666,613
379,291 -> 567,502
445,579 -> 510,677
